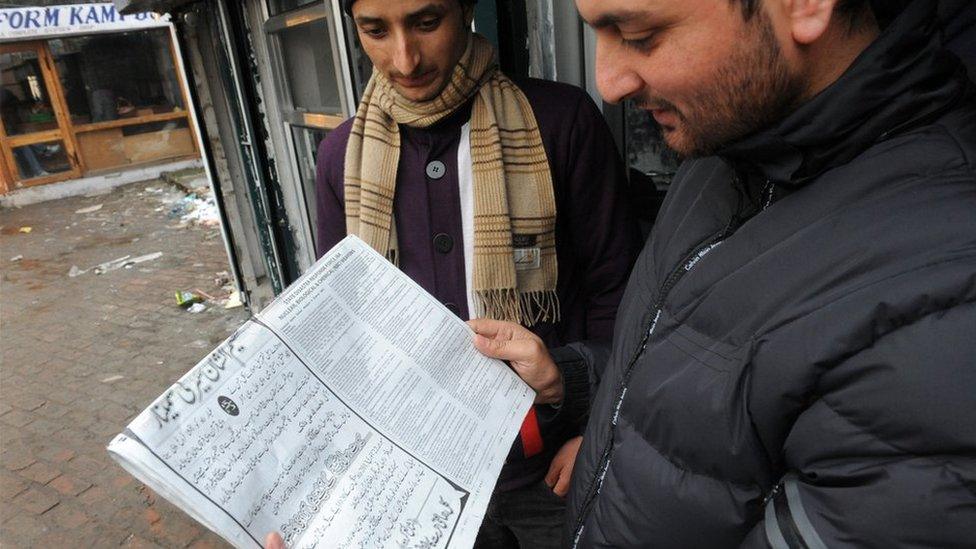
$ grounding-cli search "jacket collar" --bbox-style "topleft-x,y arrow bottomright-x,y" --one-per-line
718,0 -> 968,187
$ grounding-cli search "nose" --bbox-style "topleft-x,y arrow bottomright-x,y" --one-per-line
595,38 -> 643,104
392,32 -> 421,77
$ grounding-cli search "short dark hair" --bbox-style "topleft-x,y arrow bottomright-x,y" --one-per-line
732,0 -> 874,30
343,0 -> 477,17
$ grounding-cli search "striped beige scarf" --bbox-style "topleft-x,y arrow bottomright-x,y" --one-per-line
344,34 -> 559,325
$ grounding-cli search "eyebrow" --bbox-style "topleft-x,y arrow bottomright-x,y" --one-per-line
355,3 -> 446,26
588,10 -> 648,29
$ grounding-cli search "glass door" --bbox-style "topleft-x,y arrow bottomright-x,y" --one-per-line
0,41 -> 82,189
261,1 -> 349,256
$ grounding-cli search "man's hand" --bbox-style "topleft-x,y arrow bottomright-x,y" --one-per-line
265,532 -> 285,549
467,318 -> 563,404
545,435 -> 583,497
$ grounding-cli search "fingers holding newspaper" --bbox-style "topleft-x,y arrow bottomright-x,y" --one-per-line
467,318 -> 563,405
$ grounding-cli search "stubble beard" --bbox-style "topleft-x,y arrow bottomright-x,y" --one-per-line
644,13 -> 806,158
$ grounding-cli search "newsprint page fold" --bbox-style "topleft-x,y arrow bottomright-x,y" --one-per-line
107,235 -> 535,549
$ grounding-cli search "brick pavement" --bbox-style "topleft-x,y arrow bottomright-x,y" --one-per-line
1,179 -> 249,548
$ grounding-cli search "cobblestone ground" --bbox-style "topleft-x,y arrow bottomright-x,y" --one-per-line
0,180 -> 247,548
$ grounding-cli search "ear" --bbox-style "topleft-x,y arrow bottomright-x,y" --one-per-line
787,0 -> 835,45
462,2 -> 476,27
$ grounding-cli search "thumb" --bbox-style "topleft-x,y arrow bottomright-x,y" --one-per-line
265,532 -> 286,549
544,461 -> 562,488
553,468 -> 571,497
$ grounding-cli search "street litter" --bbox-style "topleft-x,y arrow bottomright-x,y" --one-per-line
156,187 -> 221,228
18,226 -> 31,233
187,303 -> 207,313
101,375 -> 125,383
68,265 -> 88,277
75,204 -> 104,214
213,271 -> 231,287
195,288 -> 217,301
130,252 -> 163,264
10,255 -> 23,262
224,290 -> 244,309
94,255 -> 130,274
93,252 -> 163,275
175,290 -> 205,307
182,197 -> 220,227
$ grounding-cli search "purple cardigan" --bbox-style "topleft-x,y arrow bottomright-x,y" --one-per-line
314,78 -> 640,490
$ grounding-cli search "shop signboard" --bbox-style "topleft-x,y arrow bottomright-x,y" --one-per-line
0,3 -> 169,42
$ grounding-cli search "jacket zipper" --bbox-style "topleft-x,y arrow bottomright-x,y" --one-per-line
570,178 -> 771,546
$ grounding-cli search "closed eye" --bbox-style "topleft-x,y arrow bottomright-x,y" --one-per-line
417,16 -> 441,31
360,26 -> 387,39
621,33 -> 656,52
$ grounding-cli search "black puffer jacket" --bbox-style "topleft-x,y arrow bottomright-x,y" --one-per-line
559,2 -> 976,547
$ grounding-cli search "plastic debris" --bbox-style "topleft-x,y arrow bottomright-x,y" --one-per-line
155,186 -> 220,227
187,303 -> 207,313
75,204 -> 104,214
182,196 -> 220,227
18,226 -> 31,233
10,255 -> 23,262
93,255 -> 131,274
93,252 -> 163,274
168,199 -> 193,219
101,375 -> 125,383
68,265 -> 88,277
175,290 -> 205,307
131,252 -> 163,264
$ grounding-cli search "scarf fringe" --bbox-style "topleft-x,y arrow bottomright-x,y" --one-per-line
477,289 -> 561,326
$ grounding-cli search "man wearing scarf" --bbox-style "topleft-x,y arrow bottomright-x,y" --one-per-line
312,0 -> 640,546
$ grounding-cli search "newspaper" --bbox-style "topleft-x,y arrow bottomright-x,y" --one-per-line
107,235 -> 535,549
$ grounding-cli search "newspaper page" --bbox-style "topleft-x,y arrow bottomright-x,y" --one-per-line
107,236 -> 535,549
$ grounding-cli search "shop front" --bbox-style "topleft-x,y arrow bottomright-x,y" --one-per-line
0,4 -> 200,193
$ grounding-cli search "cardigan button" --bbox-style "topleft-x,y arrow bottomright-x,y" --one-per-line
426,160 -> 446,180
433,233 -> 454,253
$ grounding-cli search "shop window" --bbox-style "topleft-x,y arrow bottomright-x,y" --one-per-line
266,0 -> 318,17
47,30 -> 185,126
273,16 -> 343,115
1,50 -> 59,137
11,140 -> 72,180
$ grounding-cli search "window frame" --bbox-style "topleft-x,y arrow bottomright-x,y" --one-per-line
1,40 -> 83,188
